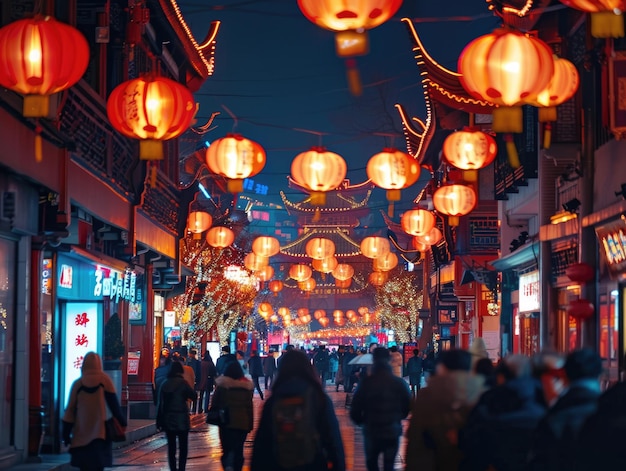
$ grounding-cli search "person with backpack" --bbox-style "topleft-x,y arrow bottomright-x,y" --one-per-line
350,347 -> 412,471
247,349 -> 265,400
210,360 -> 254,471
251,349 -> 346,471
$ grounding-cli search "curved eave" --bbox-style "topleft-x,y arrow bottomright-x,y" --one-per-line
160,0 -> 220,84
395,102 -> 435,165
280,227 -> 363,258
287,176 -> 375,193
283,278 -> 368,294
401,17 -> 495,115
279,189 -> 373,214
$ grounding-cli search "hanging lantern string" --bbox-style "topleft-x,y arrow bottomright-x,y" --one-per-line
221,104 -> 239,132
293,128 -> 327,148
192,111 -> 220,134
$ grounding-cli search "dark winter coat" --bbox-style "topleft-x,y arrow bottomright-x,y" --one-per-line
251,377 -> 346,471
156,374 -> 196,432
528,380 -> 601,471
188,357 -> 202,390
211,375 -> 254,431
406,355 -> 424,386
349,362 -> 412,439
216,352 -> 237,376
248,354 -> 264,377
199,357 -> 217,391
313,348 -> 330,374
459,377 -> 546,471
263,354 -> 277,377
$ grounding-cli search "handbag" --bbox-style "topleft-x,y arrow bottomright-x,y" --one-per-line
105,416 -> 127,442
205,407 -> 228,426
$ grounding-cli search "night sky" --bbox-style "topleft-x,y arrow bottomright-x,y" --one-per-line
179,1 -> 499,224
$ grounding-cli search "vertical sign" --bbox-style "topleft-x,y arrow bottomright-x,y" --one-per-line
519,270 -> 540,313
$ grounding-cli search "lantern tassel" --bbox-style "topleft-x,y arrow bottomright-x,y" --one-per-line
345,58 -> 363,97
312,207 -> 321,222
504,134 -> 520,169
387,201 -> 394,218
543,122 -> 552,149
34,123 -> 43,163
149,163 -> 157,188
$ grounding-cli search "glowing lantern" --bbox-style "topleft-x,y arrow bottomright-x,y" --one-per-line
567,298 -> 595,320
299,277 -> 317,292
289,264 -> 313,282
367,148 -> 421,214
400,209 -> 436,237
206,226 -> 234,248
369,271 -> 388,286
319,317 -> 330,328
360,236 -> 390,259
312,256 -> 339,273
278,307 -> 291,318
298,308 -> 310,318
252,236 -> 280,257
433,183 -> 477,226
0,16 -> 89,119
336,278 -> 352,288
334,317 -> 346,327
244,252 -> 269,271
333,310 -> 344,319
346,310 -> 357,320
363,312 -> 373,323
256,265 -> 274,282
373,252 -> 398,272
314,309 -> 326,320
305,237 -> 336,260
559,0 -> 626,37
297,0 -> 402,95
187,211 -> 212,235
269,280 -> 284,295
415,227 -> 443,246
270,314 -> 279,323
459,28 -> 554,167
412,238 -> 429,252
205,133 -> 266,193
258,302 -> 273,319
443,129 -> 498,181
107,75 -> 196,160
291,147 -> 347,205
332,263 -> 354,281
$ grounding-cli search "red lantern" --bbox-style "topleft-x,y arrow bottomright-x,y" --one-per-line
401,209 -> 436,237
305,237 -> 336,260
415,227 -> 443,246
335,278 -> 352,288
107,76 -> 196,160
369,271 -> 388,286
291,147 -> 347,205
252,236 -> 280,257
244,252 -> 269,272
0,16 -> 89,117
206,226 -> 234,248
187,211 -> 212,235
289,264 -> 312,282
318,317 -> 330,328
314,309 -> 326,320
360,236 -> 390,259
373,252 -> 398,272
299,277 -> 317,292
559,0 -> 626,37
269,280 -> 284,295
433,183 -> 477,226
367,148 -> 421,205
443,128 -> 498,181
332,263 -> 354,281
255,265 -> 274,282
205,133 -> 266,192
565,262 -> 594,283
312,256 -> 339,273
567,298 -> 595,320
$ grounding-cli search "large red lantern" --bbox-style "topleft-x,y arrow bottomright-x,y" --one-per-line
312,256 -> 339,273
559,0 -> 626,37
252,236 -> 280,258
567,298 -> 595,320
289,264 -> 313,282
305,237 -> 336,260
373,252 -> 398,272
187,211 -> 212,235
0,16 -> 89,117
205,133 -> 266,193
269,280 -> 284,295
443,128 -> 498,181
401,209 -> 436,237
291,147 -> 347,206
433,183 -> 477,226
332,263 -> 354,281
206,226 -> 234,248
244,252 -> 269,272
367,148 -> 421,213
565,262 -> 594,283
360,236 -> 390,259
107,76 -> 196,160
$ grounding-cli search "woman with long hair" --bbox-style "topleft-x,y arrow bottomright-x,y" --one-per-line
198,350 -> 217,413
156,360 -> 196,471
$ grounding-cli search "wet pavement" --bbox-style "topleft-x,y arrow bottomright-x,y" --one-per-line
15,384 -> 409,471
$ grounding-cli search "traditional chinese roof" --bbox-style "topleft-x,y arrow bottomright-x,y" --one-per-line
280,227 -> 363,258
401,17 -> 496,115
280,187 -> 373,217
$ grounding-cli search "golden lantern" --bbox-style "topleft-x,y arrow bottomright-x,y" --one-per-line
107,75 -> 197,160
336,278 -> 352,288
244,252 -> 269,271
358,306 -> 369,315
269,280 -> 284,295
443,128 -> 498,181
298,307 -> 310,318
256,265 -> 274,282
291,147 -> 347,205
332,263 -> 354,281
369,271 -> 388,286
333,309 -> 344,319
400,209 -> 436,237
305,237 -> 336,260
318,317 -> 330,328
206,226 -> 234,248
363,312 -> 373,324
205,133 -> 266,193
314,309 -> 326,320
289,264 -> 313,282
252,236 -> 280,257
346,309 -> 357,320
0,16 -> 89,119
187,211 -> 212,235
312,256 -> 339,273
299,277 -> 317,292
334,317 -> 346,327
373,252 -> 398,272
360,236 -> 390,259
258,302 -> 273,319
270,314 -> 279,323
278,306 -> 291,318
458,28 -> 554,167
559,0 -> 626,37
415,226 -> 443,246
528,55 -> 579,149
366,148 -> 421,214
433,183 -> 477,226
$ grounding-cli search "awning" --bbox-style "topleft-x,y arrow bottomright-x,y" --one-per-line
582,200 -> 626,227
489,241 -> 539,272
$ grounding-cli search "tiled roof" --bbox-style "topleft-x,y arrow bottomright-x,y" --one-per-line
280,227 -> 362,258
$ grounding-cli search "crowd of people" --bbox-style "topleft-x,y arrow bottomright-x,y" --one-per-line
61,342 -> 626,471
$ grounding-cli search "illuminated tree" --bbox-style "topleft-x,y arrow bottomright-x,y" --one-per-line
374,270 -> 423,343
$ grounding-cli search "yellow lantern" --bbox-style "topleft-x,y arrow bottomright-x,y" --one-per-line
291,147 -> 347,205
312,256 -> 338,273
332,263 -> 354,281
360,236 -> 390,259
206,226 -> 234,248
205,133 -> 266,193
366,148 -> 421,213
443,129 -> 498,181
187,211 -> 212,235
244,252 -> 269,271
559,0 -> 626,37
252,236 -> 280,257
289,264 -> 313,282
433,183 -> 477,226
373,252 -> 398,272
305,237 -> 336,260
400,209 -> 436,237
269,280 -> 284,295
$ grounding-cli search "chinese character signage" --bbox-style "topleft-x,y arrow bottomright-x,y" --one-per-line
519,270 -> 540,313
595,218 -> 626,278
62,302 -> 101,409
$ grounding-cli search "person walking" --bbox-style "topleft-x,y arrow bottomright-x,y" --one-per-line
406,348 -> 424,397
263,349 -> 277,390
187,349 -> 202,413
334,345 -> 346,392
389,345 -> 404,378
153,352 -> 172,404
251,349 -> 345,471
216,345 -> 237,376
211,361 -> 254,471
313,344 -> 330,386
156,361 -> 196,471
198,351 -> 217,414
350,347 -> 412,471
247,350 -> 265,399
62,352 -> 127,471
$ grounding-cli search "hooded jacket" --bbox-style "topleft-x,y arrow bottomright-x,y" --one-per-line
157,373 -> 196,432
212,375 -> 254,431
